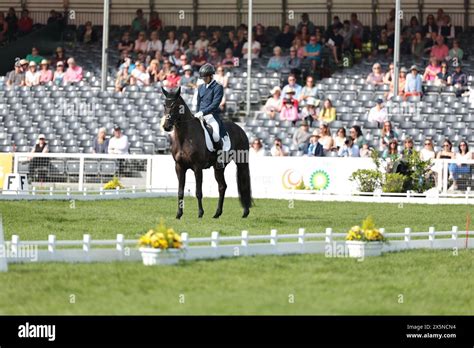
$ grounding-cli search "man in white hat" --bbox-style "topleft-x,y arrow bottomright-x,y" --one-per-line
405,65 -> 422,97
180,64 -> 197,88
6,60 -> 25,87
25,61 -> 40,87
301,97 -> 320,126
264,86 -> 282,119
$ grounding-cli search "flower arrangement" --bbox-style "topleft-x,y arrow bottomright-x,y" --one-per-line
139,220 -> 183,250
346,216 -> 387,243
103,176 -> 124,190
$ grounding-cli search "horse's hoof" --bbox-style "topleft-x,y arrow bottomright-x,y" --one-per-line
242,210 -> 249,218
213,213 -> 221,219
176,212 -> 183,219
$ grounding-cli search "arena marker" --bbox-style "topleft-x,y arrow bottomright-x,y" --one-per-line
466,213 -> 471,249
0,216 -> 8,272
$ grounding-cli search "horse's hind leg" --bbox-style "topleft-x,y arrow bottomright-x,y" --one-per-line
213,168 -> 227,219
194,169 -> 204,218
175,164 -> 186,219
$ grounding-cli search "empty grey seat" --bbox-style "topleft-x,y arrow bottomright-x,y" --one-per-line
99,161 -> 117,175
49,160 -> 65,174
66,160 -> 80,174
84,161 -> 99,175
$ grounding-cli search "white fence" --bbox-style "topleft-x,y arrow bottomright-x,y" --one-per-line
3,227 -> 473,265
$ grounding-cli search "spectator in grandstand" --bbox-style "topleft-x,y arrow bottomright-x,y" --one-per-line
230,37 -> 243,58
403,137 -> 415,157
242,37 -> 261,60
180,65 -> 197,88
18,9 -> 33,35
108,126 -> 129,155
436,8 -> 445,26
271,137 -> 289,157
372,29 -> 393,59
387,67 -> 407,99
131,61 -> 150,87
301,97 -> 320,126
115,60 -> 131,91
279,97 -> 300,124
448,141 -> 473,190
118,31 -> 134,52
368,99 -> 388,125
266,46 -> 286,70
92,127 -> 109,154
405,65 -> 423,97
420,138 -> 436,161
292,121 -> 311,151
148,11 -> 162,31
214,65 -> 228,88
210,30 -> 225,53
430,35 -> 449,61
47,10 -> 61,25
423,14 -> 438,38
164,31 -> 179,56
385,8 -> 396,37
5,7 -> 18,39
250,138 -> 266,157
276,23 -> 295,49
6,60 -> 25,87
146,30 -> 162,57
25,61 -> 40,87
79,21 -> 98,44
0,12 -> 8,43
169,48 -> 182,67
39,59 -> 52,84
326,24 -> 343,65
163,66 -> 179,88
207,47 -> 222,67
360,143 -> 371,158
26,47 -> 43,65
296,25 -> 311,44
221,48 -> 237,68
299,76 -> 317,103
350,13 -> 364,49
438,15 -> 455,41
134,31 -> 148,53
338,136 -> 360,157
19,58 -> 29,72
437,138 -> 455,160
285,47 -> 302,74
176,54 -> 189,74
179,32 -> 191,51
339,20 -> 353,52
411,31 -> 426,61
318,99 -> 336,123
53,61 -> 65,86
30,134 -> 48,154
254,23 -> 268,48
51,46 -> 68,68
184,40 -> 196,62
195,31 -> 210,52
307,134 -> 324,157
147,59 -> 163,83
404,16 -> 422,41
333,127 -> 346,151
282,74 -> 302,100
64,58 -> 83,84
304,35 -> 322,71
446,39 -> 463,63
366,63 -> 385,86
131,9 -> 147,33
450,62 -> 468,97
264,86 -> 282,119
383,62 -> 395,85
160,59 -> 173,79
191,47 -> 208,71
434,61 -> 449,86
297,13 -> 315,35
29,135 -> 49,180
317,123 -> 334,152
380,121 -> 398,151
423,56 -> 441,81
350,125 -> 365,148
424,31 -> 437,55
382,139 -> 399,160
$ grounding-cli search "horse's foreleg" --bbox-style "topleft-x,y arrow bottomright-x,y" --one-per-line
194,169 -> 204,218
213,168 -> 227,219
176,164 -> 186,219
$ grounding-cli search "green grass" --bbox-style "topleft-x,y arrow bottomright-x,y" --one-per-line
0,197 -> 473,314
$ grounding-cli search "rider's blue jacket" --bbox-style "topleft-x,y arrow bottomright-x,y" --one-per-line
197,79 -> 226,138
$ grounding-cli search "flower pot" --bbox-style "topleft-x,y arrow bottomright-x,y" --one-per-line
346,241 -> 383,258
139,247 -> 182,266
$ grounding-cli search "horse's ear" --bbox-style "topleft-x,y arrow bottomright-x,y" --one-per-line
176,87 -> 181,98
161,86 -> 168,97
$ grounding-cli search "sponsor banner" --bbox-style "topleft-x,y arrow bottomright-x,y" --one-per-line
0,154 -> 13,189
151,155 -> 375,198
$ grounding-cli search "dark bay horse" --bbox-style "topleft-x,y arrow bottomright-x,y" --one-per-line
161,87 -> 252,219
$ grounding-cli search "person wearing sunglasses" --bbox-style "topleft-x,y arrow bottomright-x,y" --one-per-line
420,139 -> 436,161
447,141 -> 473,191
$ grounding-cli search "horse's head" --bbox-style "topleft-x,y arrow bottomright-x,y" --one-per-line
162,87 -> 182,132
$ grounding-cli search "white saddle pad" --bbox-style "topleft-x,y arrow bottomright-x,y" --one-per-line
199,119 -> 231,152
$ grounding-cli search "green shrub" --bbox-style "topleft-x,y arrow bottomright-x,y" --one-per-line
383,173 -> 406,193
349,169 -> 382,193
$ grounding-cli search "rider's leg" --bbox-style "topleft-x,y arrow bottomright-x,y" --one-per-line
203,114 -> 221,143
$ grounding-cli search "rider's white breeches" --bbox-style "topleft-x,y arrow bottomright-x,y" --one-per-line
204,114 -> 221,142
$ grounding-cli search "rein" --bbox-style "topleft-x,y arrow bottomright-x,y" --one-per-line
165,97 -> 197,125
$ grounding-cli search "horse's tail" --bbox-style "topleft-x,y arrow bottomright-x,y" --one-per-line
237,160 -> 253,211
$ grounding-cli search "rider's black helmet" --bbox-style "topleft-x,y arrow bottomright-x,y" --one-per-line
199,63 -> 215,77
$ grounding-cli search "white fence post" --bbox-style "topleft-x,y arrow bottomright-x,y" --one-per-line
83,187 -> 87,196
11,235 -> 19,257
298,228 -> 305,244
211,231 -> 219,248
32,187 -> 36,196
241,230 -> 249,247
83,234 -> 91,252
78,156 -> 85,192
379,228 -> 385,235
428,227 -> 435,246
181,232 -> 188,249
48,234 -> 56,253
49,187 -> 54,196
99,187 -> 104,196
116,234 -> 124,252
451,226 -> 458,240
0,217 -> 8,272
270,229 -> 278,246
404,228 -> 411,247
325,228 -> 332,244
66,187 -> 71,197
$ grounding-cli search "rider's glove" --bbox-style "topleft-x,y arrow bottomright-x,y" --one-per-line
194,111 -> 204,121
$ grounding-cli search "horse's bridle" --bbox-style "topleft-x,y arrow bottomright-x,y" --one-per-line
164,97 -> 196,125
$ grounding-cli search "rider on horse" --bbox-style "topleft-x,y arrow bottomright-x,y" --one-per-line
194,63 -> 227,168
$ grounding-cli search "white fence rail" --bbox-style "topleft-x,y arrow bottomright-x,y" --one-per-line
3,227 -> 473,265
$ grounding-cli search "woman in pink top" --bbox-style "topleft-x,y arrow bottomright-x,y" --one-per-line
423,56 -> 441,82
39,59 -> 53,84
280,97 -> 300,124
134,31 -> 148,53
64,58 -> 83,83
